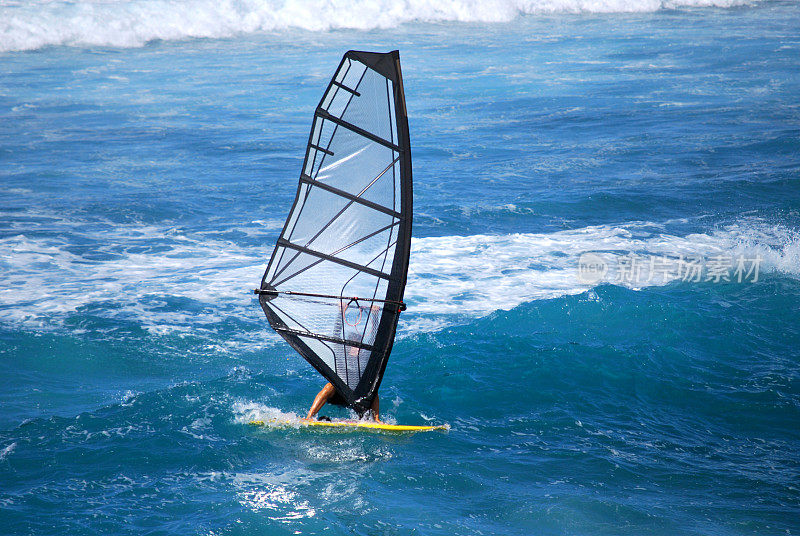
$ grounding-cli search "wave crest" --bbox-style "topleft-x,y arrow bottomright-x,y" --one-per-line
0,212 -> 796,335
1,0 -> 759,53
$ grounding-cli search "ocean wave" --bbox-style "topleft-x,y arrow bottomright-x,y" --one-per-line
408,222 -> 800,320
0,214 -> 796,334
0,0 -> 759,53
0,442 -> 16,461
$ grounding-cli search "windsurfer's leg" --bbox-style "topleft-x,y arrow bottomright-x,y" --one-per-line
370,393 -> 380,423
304,382 -> 336,421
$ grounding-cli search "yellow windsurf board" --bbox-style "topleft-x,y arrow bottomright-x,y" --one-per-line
249,419 -> 448,432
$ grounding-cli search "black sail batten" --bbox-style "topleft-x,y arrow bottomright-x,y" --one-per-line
254,288 -> 407,311
299,174 -> 402,218
315,108 -> 403,152
257,50 -> 412,415
275,238 -> 396,281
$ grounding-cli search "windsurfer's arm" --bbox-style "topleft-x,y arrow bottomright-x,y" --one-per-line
304,382 -> 336,421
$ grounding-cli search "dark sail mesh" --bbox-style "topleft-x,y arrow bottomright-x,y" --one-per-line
257,50 -> 412,414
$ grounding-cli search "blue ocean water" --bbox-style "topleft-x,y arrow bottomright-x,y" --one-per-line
1,0 -> 800,534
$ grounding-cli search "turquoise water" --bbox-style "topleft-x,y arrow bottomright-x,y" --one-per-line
1,1 -> 799,534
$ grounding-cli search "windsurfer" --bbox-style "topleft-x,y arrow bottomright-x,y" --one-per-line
255,52 -> 411,428
303,382 -> 381,422
302,301 -> 382,421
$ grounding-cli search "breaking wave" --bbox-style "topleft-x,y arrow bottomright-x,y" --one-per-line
1,0 -> 760,53
0,212 -> 796,334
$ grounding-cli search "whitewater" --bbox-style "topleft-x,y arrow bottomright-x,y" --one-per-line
1,215 -> 798,331
1,0 -> 759,52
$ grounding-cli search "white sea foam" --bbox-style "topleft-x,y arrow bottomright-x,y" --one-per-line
231,401 -> 301,426
407,222 -> 800,319
231,400 -> 373,426
0,442 -> 16,461
0,0 -> 760,53
222,467 -> 318,520
0,214 -> 797,334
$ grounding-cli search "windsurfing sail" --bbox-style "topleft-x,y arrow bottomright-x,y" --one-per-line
255,50 -> 412,415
